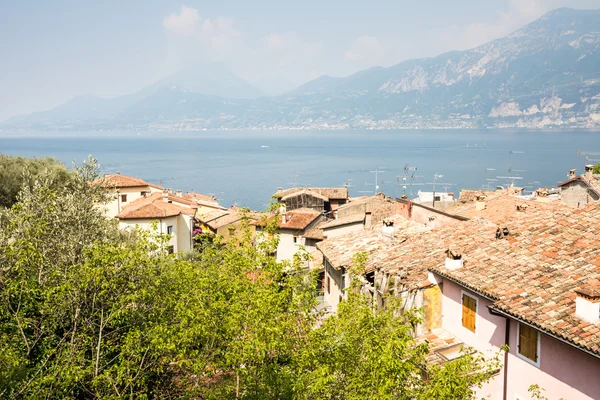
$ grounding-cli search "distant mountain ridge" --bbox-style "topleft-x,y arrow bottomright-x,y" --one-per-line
4,8 -> 600,131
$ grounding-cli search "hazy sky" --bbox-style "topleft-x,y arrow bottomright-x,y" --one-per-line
1,0 -> 599,120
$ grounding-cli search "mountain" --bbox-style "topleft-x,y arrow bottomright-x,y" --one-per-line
4,8 -> 600,131
142,64 -> 264,99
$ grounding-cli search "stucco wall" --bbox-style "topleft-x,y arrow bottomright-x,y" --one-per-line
395,201 -> 462,229
104,187 -> 150,218
506,321 -> 600,400
560,181 -> 599,209
119,215 -> 192,253
323,222 -> 364,239
324,258 -> 346,312
441,279 -> 506,399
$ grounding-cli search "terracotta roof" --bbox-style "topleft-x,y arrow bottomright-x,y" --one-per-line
183,192 -> 215,202
321,214 -> 365,229
281,188 -> 329,202
416,328 -> 464,367
304,225 -> 325,240
274,187 -> 348,200
117,193 -> 196,219
457,189 -> 494,203
558,174 -> 600,196
447,193 -> 567,225
317,217 -> 431,289
429,201 -> 600,356
280,208 -> 321,230
97,173 -> 163,189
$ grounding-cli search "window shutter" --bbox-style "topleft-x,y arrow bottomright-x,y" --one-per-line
462,294 -> 476,332
518,323 -> 538,362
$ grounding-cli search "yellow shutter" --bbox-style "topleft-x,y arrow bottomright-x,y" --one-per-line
462,294 -> 476,332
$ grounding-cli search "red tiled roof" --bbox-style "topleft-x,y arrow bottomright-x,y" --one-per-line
280,208 -> 321,230
96,173 -> 163,189
430,201 -> 600,356
117,192 -> 196,219
317,217 -> 431,288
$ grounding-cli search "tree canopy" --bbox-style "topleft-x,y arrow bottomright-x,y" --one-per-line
0,154 -> 75,209
0,157 -> 500,399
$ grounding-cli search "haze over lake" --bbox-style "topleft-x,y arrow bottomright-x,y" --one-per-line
2,129 -> 599,209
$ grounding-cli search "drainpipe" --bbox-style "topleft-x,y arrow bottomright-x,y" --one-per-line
503,319 -> 510,400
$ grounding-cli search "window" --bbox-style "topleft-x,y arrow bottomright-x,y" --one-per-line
517,323 -> 540,366
326,276 -> 331,294
121,194 -> 127,203
167,225 -> 174,235
167,245 -> 174,254
461,292 -> 477,333
293,235 -> 298,243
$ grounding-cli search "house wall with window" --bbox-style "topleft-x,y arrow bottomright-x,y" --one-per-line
119,215 -> 193,253
323,258 -> 346,313
440,279 -> 506,399
440,277 -> 600,400
104,185 -> 163,218
506,321 -> 600,400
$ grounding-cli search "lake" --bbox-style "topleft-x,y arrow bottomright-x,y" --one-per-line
1,129 -> 599,210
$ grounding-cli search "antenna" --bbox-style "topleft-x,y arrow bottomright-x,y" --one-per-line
342,178 -> 353,189
289,171 -> 299,188
485,168 -> 497,190
577,150 -> 600,165
358,181 -> 374,196
506,150 -> 525,187
425,173 -> 452,208
369,166 -> 385,192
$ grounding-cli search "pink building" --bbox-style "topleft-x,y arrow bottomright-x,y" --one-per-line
426,199 -> 600,400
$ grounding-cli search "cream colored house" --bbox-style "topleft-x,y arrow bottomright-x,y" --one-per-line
117,192 -> 197,253
97,172 -> 164,218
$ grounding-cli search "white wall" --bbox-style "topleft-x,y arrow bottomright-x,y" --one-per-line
104,186 -> 153,218
118,215 -> 192,253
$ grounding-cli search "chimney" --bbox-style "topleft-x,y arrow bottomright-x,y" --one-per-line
365,211 -> 373,228
162,189 -> 169,201
585,165 -> 594,180
176,190 -> 182,198
575,281 -> 600,323
381,218 -> 394,236
569,169 -> 577,179
475,194 -> 486,211
445,249 -> 463,270
115,171 -> 121,175
279,204 -> 287,225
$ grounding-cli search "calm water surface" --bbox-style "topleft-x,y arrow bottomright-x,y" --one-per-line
1,129 -> 599,209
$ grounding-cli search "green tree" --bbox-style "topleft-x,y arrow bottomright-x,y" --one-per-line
0,157 -> 500,399
0,154 -> 75,209
593,162 -> 600,175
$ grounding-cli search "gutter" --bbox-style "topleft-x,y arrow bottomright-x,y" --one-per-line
488,306 -> 600,361
428,268 -> 497,302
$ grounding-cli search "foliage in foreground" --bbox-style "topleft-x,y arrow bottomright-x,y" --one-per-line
0,158 -> 500,399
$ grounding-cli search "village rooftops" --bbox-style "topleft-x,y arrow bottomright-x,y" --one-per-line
182,192 -> 227,209
429,202 -> 600,357
116,192 -> 196,219
96,172 -> 164,190
447,192 -> 567,225
274,187 -> 349,200
317,217 -> 432,289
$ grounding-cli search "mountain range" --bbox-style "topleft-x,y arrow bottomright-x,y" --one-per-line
4,8 -> 600,131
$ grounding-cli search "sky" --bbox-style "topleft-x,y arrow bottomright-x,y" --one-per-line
1,0 -> 599,121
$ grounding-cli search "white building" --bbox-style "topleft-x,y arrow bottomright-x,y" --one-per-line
117,191 -> 197,253
96,172 -> 164,218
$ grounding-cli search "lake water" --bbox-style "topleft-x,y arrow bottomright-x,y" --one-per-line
1,129 -> 599,210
